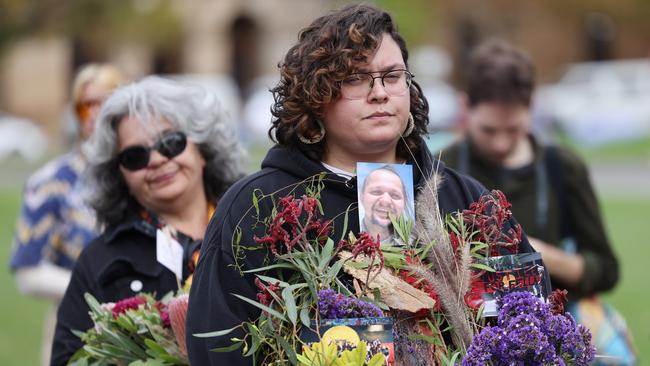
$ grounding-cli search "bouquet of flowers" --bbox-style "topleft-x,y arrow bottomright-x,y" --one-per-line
198,175 -> 594,365
70,291 -> 190,366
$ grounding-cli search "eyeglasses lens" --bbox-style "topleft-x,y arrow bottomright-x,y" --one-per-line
117,131 -> 187,171
340,70 -> 412,100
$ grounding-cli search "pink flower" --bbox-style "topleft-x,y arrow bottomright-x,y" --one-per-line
111,296 -> 147,319
154,301 -> 171,328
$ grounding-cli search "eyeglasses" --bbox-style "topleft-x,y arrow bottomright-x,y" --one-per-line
75,99 -> 103,122
340,69 -> 414,100
117,131 -> 188,171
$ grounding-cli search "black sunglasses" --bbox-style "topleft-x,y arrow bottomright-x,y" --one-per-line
117,131 -> 188,171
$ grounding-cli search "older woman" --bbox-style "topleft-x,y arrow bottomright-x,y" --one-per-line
50,76 -> 244,365
186,5 -> 535,365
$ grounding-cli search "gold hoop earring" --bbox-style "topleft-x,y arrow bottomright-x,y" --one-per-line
403,113 -> 414,137
298,119 -> 325,144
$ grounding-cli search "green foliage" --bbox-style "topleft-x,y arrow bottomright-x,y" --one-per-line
0,0 -> 182,54
373,0 -> 440,45
201,180 -> 356,364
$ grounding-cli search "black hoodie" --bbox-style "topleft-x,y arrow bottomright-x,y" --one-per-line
186,142 -> 533,365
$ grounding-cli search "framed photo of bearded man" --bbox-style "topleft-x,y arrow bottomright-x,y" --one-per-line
357,162 -> 415,245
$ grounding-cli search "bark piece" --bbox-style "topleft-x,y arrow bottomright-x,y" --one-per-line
339,251 -> 436,313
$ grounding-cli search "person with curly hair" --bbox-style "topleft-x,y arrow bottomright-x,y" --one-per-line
186,5 -> 535,365
50,76 -> 245,365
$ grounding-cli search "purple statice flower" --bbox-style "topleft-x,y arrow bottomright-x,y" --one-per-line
317,289 -> 383,319
462,326 -> 501,366
544,312 -> 576,345
463,291 -> 595,366
497,290 -> 550,328
572,324 -> 597,365
499,314 -> 555,364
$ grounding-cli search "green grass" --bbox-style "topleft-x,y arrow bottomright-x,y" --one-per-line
0,192 -> 647,365
0,188 -> 49,366
557,135 -> 650,164
600,198 -> 650,363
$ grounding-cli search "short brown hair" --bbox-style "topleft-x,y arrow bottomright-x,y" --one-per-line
465,39 -> 534,107
269,4 -> 429,161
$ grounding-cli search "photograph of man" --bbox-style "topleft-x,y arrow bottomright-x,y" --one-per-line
357,163 -> 415,245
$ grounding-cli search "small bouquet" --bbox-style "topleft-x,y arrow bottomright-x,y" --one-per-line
70,292 -> 189,366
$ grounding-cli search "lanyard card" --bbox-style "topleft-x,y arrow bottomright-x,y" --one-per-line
156,228 -> 183,280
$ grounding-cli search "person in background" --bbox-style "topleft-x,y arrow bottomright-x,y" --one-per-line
441,40 -> 619,300
185,5 -> 535,365
441,40 -> 638,365
49,76 -> 244,365
9,63 -> 126,366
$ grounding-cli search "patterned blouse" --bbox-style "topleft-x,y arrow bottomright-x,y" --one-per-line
10,149 -> 99,271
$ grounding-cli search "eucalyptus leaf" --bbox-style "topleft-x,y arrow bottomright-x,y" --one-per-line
210,341 -> 243,353
255,274 -> 289,288
299,306 -> 311,328
275,334 -> 297,365
243,262 -> 295,273
231,293 -> 287,322
325,258 -> 345,281
282,286 -> 298,325
194,324 -> 240,338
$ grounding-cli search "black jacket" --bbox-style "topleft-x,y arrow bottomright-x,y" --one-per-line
51,215 -> 200,366
186,142 -> 534,365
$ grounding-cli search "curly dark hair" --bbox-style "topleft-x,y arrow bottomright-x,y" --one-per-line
269,4 -> 429,161
465,39 -> 535,107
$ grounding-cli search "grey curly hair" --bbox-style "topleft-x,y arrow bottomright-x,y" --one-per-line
83,75 -> 245,227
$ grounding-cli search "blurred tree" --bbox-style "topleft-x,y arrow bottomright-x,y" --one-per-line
0,0 -> 182,58
373,0 -> 440,46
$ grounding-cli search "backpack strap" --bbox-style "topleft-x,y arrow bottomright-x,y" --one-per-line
458,140 -> 470,175
543,145 -> 571,238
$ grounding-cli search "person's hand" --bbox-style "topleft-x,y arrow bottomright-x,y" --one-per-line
528,236 -> 585,287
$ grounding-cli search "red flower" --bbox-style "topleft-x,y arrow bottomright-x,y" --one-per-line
399,254 -> 442,311
462,190 -> 521,256
112,296 -> 147,318
302,195 -> 318,215
464,276 -> 486,310
549,289 -> 569,315
351,232 -> 384,269
253,194 -> 333,256
254,277 -> 281,306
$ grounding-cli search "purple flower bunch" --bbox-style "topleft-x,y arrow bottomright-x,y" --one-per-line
463,291 -> 595,366
317,289 -> 384,319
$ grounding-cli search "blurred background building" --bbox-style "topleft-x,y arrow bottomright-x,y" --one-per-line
1,0 -> 649,151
